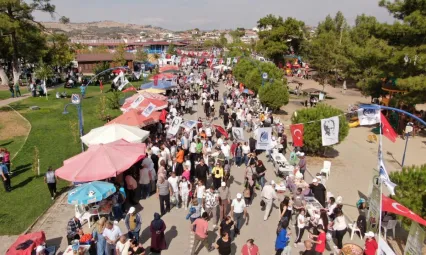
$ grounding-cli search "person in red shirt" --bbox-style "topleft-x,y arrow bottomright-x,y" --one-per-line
309,225 -> 326,254
364,231 -> 378,255
241,239 -> 259,255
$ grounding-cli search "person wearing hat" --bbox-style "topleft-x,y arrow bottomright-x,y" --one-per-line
218,181 -> 231,221
309,178 -> 327,208
231,193 -> 247,237
261,180 -> 278,221
212,161 -> 224,190
364,231 -> 378,255
296,152 -> 307,178
124,208 -> 141,243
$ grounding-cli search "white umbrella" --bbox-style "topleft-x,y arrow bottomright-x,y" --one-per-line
81,124 -> 149,146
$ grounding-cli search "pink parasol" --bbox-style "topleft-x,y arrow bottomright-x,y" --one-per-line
56,140 -> 146,182
120,92 -> 168,112
159,65 -> 179,73
148,73 -> 174,81
106,109 -> 161,128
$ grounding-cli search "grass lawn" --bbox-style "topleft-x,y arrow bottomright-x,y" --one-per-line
0,90 -> 13,100
0,86 -> 121,235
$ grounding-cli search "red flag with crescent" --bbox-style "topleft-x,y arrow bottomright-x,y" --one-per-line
290,124 -> 304,147
381,113 -> 397,142
153,75 -> 159,86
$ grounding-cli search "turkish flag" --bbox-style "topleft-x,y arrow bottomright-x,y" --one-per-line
381,113 -> 397,142
159,109 -> 168,124
153,75 -> 159,86
382,195 -> 426,226
213,124 -> 229,138
290,124 -> 304,147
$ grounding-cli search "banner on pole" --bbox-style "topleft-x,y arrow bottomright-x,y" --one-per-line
256,127 -> 272,150
232,127 -> 245,141
379,237 -> 396,255
321,116 -> 339,146
168,117 -> 182,135
357,108 -> 380,126
367,184 -> 381,232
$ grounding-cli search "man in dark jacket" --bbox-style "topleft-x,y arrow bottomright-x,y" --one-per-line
194,159 -> 209,185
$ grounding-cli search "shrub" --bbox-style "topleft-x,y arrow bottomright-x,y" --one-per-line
390,164 -> 426,230
259,80 -> 289,111
291,104 -> 349,155
107,91 -> 121,110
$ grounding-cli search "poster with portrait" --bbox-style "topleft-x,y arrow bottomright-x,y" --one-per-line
357,108 -> 380,126
226,58 -> 231,66
130,95 -> 145,109
181,120 -> 197,130
232,127 -> 245,141
168,117 -> 182,135
321,116 -> 339,146
256,127 -> 272,150
141,103 -> 156,117
404,222 -> 425,255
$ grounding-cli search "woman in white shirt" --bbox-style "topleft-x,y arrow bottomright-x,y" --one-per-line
242,142 -> 250,166
332,209 -> 347,250
179,176 -> 192,210
194,180 -> 206,205
327,197 -> 337,219
294,208 -> 306,245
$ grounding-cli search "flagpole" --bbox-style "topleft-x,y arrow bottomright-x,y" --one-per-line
377,107 -> 383,252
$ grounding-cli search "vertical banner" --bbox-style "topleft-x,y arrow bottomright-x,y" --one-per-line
404,222 -> 425,255
168,117 -> 182,135
321,116 -> 339,146
357,108 -> 380,126
290,124 -> 304,147
232,127 -> 245,141
256,127 -> 272,150
226,58 -> 231,66
367,184 -> 380,232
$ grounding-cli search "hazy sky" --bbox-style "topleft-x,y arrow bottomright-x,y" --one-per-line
34,0 -> 394,30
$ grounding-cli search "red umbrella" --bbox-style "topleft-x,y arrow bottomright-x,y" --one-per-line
106,109 -> 161,128
120,92 -> 168,112
6,231 -> 46,255
56,140 -> 146,182
213,124 -> 229,138
122,87 -> 137,93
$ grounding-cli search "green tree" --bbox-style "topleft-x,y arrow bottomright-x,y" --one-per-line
113,44 -> 127,66
35,62 -> 54,81
291,104 -> 349,155
135,48 -> 148,62
233,58 -> 256,82
256,15 -> 306,64
390,164 -> 426,230
258,80 -> 289,111
93,62 -> 111,81
43,33 -> 74,68
244,61 -> 285,93
166,43 -> 176,55
0,0 -> 59,84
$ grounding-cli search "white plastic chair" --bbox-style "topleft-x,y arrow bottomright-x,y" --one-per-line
381,220 -> 398,239
75,205 -> 96,228
348,221 -> 363,240
320,161 -> 332,179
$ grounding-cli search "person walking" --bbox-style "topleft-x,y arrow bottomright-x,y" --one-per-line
149,213 -> 167,254
194,159 -> 209,186
191,212 -> 214,254
8,84 -> 15,98
168,171 -> 180,208
44,166 -> 57,200
309,225 -> 326,255
92,217 -> 107,255
331,209 -> 347,251
139,163 -> 152,200
125,207 -> 142,243
179,176 -> 192,210
309,178 -> 327,208
203,185 -> 220,230
231,193 -> 247,237
218,182 -> 231,221
212,162 -> 224,190
0,159 -> 11,192
156,177 -> 172,216
294,208 -> 307,247
275,220 -> 291,255
241,239 -> 260,255
214,231 -> 231,255
261,180 -> 277,221
14,81 -> 21,97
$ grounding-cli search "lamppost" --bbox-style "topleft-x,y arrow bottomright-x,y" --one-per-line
401,122 -> 413,167
63,99 -> 84,152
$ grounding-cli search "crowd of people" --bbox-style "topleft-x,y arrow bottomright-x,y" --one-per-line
56,63 -> 379,255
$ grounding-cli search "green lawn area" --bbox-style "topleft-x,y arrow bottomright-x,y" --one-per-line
0,136 -> 27,159
0,90 -> 13,100
0,86 -> 121,234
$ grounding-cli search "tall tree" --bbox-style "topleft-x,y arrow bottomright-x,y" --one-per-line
113,44 -> 127,67
0,0 -> 64,84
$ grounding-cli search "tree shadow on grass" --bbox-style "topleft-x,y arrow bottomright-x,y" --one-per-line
12,176 -> 35,190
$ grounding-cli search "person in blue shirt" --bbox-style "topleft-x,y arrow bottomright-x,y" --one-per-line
275,219 -> 291,255
0,160 -> 11,192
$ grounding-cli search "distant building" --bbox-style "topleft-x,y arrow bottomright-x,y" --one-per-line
76,52 -> 135,74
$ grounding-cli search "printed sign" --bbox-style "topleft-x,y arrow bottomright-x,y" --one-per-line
168,117 -> 182,135
232,127 -> 245,141
367,185 -> 380,232
130,95 -> 145,109
321,116 -> 340,146
404,222 -> 425,255
256,127 -> 272,150
141,103 -> 156,117
71,94 -> 80,104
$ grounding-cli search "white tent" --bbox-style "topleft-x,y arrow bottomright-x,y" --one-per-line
81,124 -> 149,146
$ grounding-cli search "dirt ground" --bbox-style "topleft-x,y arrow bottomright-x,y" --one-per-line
0,108 -> 31,140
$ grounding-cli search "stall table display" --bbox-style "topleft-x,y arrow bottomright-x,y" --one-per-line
63,245 -> 91,255
340,243 -> 363,255
271,152 -> 294,178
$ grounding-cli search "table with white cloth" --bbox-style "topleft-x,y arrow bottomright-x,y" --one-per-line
271,152 -> 294,177
63,245 -> 91,255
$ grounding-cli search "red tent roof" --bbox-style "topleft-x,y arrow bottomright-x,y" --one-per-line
6,231 -> 46,255
106,109 -> 161,128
